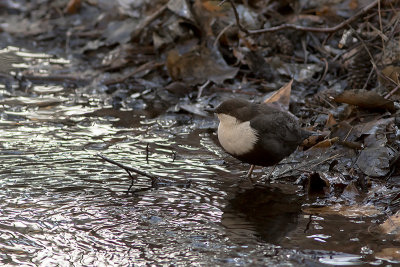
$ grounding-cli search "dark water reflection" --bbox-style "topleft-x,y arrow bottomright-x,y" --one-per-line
223,185 -> 303,244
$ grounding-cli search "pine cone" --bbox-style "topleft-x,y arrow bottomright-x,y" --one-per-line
348,50 -> 374,89
275,34 -> 294,55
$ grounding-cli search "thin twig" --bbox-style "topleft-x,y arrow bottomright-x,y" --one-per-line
343,126 -> 353,142
197,80 -> 211,99
98,154 -> 158,182
230,0 -> 379,34
385,84 -> 400,99
146,143 -> 150,164
104,61 -> 163,85
304,215 -> 313,233
362,67 -> 375,90
378,0 -> 385,49
318,58 -> 329,84
227,0 -> 249,34
125,169 -> 135,192
99,154 -> 191,189
213,22 -> 234,48
349,24 -> 379,84
131,3 -> 168,40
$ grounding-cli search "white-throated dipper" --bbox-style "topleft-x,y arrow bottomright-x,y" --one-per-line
215,98 -> 311,177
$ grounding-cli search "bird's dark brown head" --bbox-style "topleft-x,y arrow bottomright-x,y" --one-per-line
215,98 -> 251,117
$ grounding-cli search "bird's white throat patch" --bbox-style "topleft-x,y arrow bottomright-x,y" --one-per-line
217,113 -> 258,156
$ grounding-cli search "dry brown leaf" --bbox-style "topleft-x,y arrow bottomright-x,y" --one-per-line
192,0 -> 231,38
325,113 -> 337,128
200,0 -> 229,14
330,121 -> 359,142
302,135 -> 321,148
310,137 -> 339,149
65,0 -> 81,14
381,65 -> 400,85
349,0 -> 358,10
264,79 -> 293,110
334,89 -> 395,111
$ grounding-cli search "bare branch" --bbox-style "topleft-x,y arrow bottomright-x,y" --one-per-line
228,0 -> 379,34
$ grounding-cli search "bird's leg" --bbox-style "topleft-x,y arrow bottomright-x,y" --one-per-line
246,164 -> 256,181
265,164 -> 277,183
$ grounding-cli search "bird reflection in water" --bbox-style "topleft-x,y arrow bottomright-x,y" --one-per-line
222,184 -> 303,244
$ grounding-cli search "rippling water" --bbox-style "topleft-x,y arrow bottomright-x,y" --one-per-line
0,108 -> 278,266
0,47 -> 396,266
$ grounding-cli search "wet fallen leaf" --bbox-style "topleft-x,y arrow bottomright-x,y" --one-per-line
334,89 -> 395,111
341,181 -> 360,201
337,140 -> 363,150
303,204 -> 381,217
354,117 -> 394,136
103,19 -> 137,45
243,50 -> 275,80
330,121 -> 358,142
167,0 -> 195,21
0,96 -> 66,107
356,146 -> 397,177
375,248 -> 400,261
166,46 -> 238,85
379,210 -> 400,238
165,81 -> 193,96
273,59 -> 323,82
325,113 -> 337,128
306,172 -> 329,196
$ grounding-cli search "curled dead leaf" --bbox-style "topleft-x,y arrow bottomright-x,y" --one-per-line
356,146 -> 397,177
264,79 -> 292,111
334,89 -> 395,111
310,137 -> 339,149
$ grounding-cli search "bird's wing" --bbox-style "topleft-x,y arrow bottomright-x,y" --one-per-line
250,112 -> 305,145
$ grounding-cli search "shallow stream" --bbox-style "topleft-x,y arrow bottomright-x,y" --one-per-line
0,47 -> 397,266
